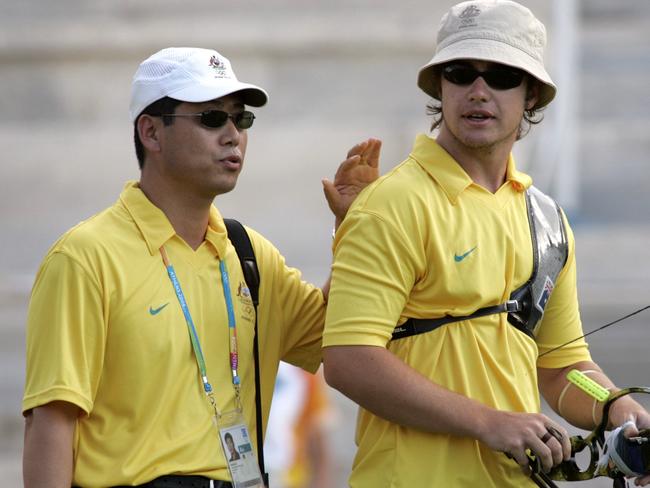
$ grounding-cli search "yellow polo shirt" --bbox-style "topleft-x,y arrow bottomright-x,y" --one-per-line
23,181 -> 325,487
323,134 -> 591,487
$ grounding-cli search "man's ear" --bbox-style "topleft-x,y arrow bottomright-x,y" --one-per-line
137,114 -> 162,153
525,79 -> 540,110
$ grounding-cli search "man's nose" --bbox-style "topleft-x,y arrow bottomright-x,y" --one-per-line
219,118 -> 241,146
467,76 -> 491,102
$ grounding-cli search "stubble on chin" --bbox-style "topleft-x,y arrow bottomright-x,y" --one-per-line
456,123 -> 520,154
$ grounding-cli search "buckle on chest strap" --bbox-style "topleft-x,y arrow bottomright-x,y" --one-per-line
505,300 -> 521,313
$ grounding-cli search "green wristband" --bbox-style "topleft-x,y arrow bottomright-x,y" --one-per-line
567,369 -> 610,402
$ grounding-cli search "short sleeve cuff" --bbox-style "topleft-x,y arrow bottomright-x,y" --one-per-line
322,330 -> 390,349
22,387 -> 92,416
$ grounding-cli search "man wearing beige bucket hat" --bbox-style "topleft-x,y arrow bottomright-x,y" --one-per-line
21,47 -> 379,488
323,1 -> 650,487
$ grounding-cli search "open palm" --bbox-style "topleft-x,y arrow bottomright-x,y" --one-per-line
323,138 -> 382,224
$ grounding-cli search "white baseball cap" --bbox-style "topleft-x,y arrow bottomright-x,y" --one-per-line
130,47 -> 268,122
417,0 -> 556,109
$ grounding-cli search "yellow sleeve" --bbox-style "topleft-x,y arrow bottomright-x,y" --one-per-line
249,228 -> 326,374
22,251 -> 107,415
323,208 -> 420,348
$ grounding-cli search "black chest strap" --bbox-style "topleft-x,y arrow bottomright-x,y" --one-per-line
392,300 -> 522,340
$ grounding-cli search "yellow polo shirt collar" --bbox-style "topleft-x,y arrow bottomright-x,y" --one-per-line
119,181 -> 229,257
409,134 -> 532,203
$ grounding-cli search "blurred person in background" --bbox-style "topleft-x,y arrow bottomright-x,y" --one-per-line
22,46 -> 379,488
322,1 -> 650,487
264,363 -> 333,488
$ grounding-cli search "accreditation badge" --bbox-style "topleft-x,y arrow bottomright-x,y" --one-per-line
217,410 -> 264,488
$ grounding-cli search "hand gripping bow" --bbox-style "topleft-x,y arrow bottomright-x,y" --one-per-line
523,305 -> 650,487
527,382 -> 650,487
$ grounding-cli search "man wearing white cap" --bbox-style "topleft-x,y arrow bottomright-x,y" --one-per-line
22,47 -> 379,488
323,2 -> 650,487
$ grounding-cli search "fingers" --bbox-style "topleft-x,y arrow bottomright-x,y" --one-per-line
346,141 -> 369,159
537,432 -> 558,468
634,474 -> 650,486
345,138 -> 382,167
621,419 -> 639,438
507,448 -> 533,470
321,178 -> 339,213
504,437 -> 552,473
364,138 -> 382,168
532,423 -> 570,472
542,434 -> 563,468
547,425 -> 571,461
529,435 -> 555,473
322,178 -> 334,194
504,424 -> 569,474
336,155 -> 362,175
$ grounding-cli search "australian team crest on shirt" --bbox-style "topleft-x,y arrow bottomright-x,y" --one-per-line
237,281 -> 255,323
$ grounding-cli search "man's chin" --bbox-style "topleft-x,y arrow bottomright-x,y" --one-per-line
211,179 -> 239,198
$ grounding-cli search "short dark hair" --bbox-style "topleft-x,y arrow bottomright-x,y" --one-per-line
424,71 -> 544,140
133,97 -> 183,169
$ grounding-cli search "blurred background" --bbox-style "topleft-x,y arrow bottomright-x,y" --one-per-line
1,0 -> 649,486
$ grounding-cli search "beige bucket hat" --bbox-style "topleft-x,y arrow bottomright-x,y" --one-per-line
417,0 -> 556,108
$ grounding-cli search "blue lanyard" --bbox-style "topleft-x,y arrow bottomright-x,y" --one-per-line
160,247 -> 241,403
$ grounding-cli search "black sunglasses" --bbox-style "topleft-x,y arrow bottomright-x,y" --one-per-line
158,110 -> 256,130
442,64 -> 526,90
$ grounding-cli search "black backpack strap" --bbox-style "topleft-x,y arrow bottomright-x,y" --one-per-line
223,218 -> 268,487
224,219 -> 260,305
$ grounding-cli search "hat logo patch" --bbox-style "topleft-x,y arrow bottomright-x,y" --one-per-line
459,5 -> 481,18
209,55 -> 228,78
459,5 -> 480,29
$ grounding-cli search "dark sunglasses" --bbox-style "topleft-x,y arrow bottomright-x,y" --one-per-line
442,64 -> 526,90
158,110 -> 256,130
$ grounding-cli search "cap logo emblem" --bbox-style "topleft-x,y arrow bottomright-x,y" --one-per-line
459,5 -> 481,18
458,4 -> 481,29
208,55 -> 228,78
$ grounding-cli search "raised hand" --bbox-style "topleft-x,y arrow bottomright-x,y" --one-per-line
322,138 -> 381,226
